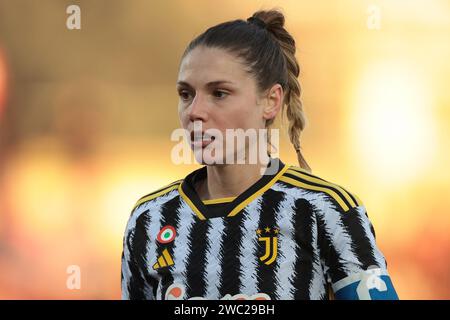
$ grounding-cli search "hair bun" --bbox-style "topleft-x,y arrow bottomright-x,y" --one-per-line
247,16 -> 267,29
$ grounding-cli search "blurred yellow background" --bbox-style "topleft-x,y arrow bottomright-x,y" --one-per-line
0,0 -> 449,299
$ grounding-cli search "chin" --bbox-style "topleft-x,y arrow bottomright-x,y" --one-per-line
192,149 -> 226,166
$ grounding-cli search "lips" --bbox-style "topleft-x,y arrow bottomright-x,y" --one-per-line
190,131 -> 215,148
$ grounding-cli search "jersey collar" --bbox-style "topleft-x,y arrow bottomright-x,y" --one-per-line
178,158 -> 288,220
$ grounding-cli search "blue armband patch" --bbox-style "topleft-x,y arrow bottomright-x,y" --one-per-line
332,268 -> 399,300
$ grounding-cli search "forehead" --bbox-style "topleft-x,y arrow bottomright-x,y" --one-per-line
178,46 -> 251,85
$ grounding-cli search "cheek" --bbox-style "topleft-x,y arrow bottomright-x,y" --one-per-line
227,99 -> 262,128
178,105 -> 189,128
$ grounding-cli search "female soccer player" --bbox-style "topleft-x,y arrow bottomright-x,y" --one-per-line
121,9 -> 399,300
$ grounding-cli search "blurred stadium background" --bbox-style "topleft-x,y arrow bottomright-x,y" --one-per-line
0,0 -> 449,299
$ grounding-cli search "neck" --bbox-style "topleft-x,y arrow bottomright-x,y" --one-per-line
197,158 -> 271,200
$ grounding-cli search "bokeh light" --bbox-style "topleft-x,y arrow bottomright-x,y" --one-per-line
0,48 -> 7,120
348,60 -> 437,183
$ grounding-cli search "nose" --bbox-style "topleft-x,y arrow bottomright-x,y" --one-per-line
188,92 -> 208,122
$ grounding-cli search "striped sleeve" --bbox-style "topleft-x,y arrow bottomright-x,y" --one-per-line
317,203 -> 399,300
121,207 -> 158,300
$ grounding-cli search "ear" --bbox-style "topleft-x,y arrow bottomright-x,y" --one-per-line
262,83 -> 283,121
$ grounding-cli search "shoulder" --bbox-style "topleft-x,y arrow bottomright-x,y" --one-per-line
278,164 -> 363,213
123,179 -> 183,241
131,179 -> 184,214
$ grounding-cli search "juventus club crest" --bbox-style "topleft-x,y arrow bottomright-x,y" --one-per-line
257,227 -> 279,265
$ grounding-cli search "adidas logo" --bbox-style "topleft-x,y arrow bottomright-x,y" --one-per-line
152,248 -> 174,270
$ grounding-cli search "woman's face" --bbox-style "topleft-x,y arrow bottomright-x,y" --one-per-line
176,46 -> 280,165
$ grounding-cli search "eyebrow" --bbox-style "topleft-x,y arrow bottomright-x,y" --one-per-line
176,80 -> 235,88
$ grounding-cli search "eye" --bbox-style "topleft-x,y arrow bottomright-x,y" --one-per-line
178,90 -> 193,101
213,90 -> 228,99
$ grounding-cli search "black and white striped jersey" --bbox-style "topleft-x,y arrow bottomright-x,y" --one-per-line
121,157 -> 398,300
